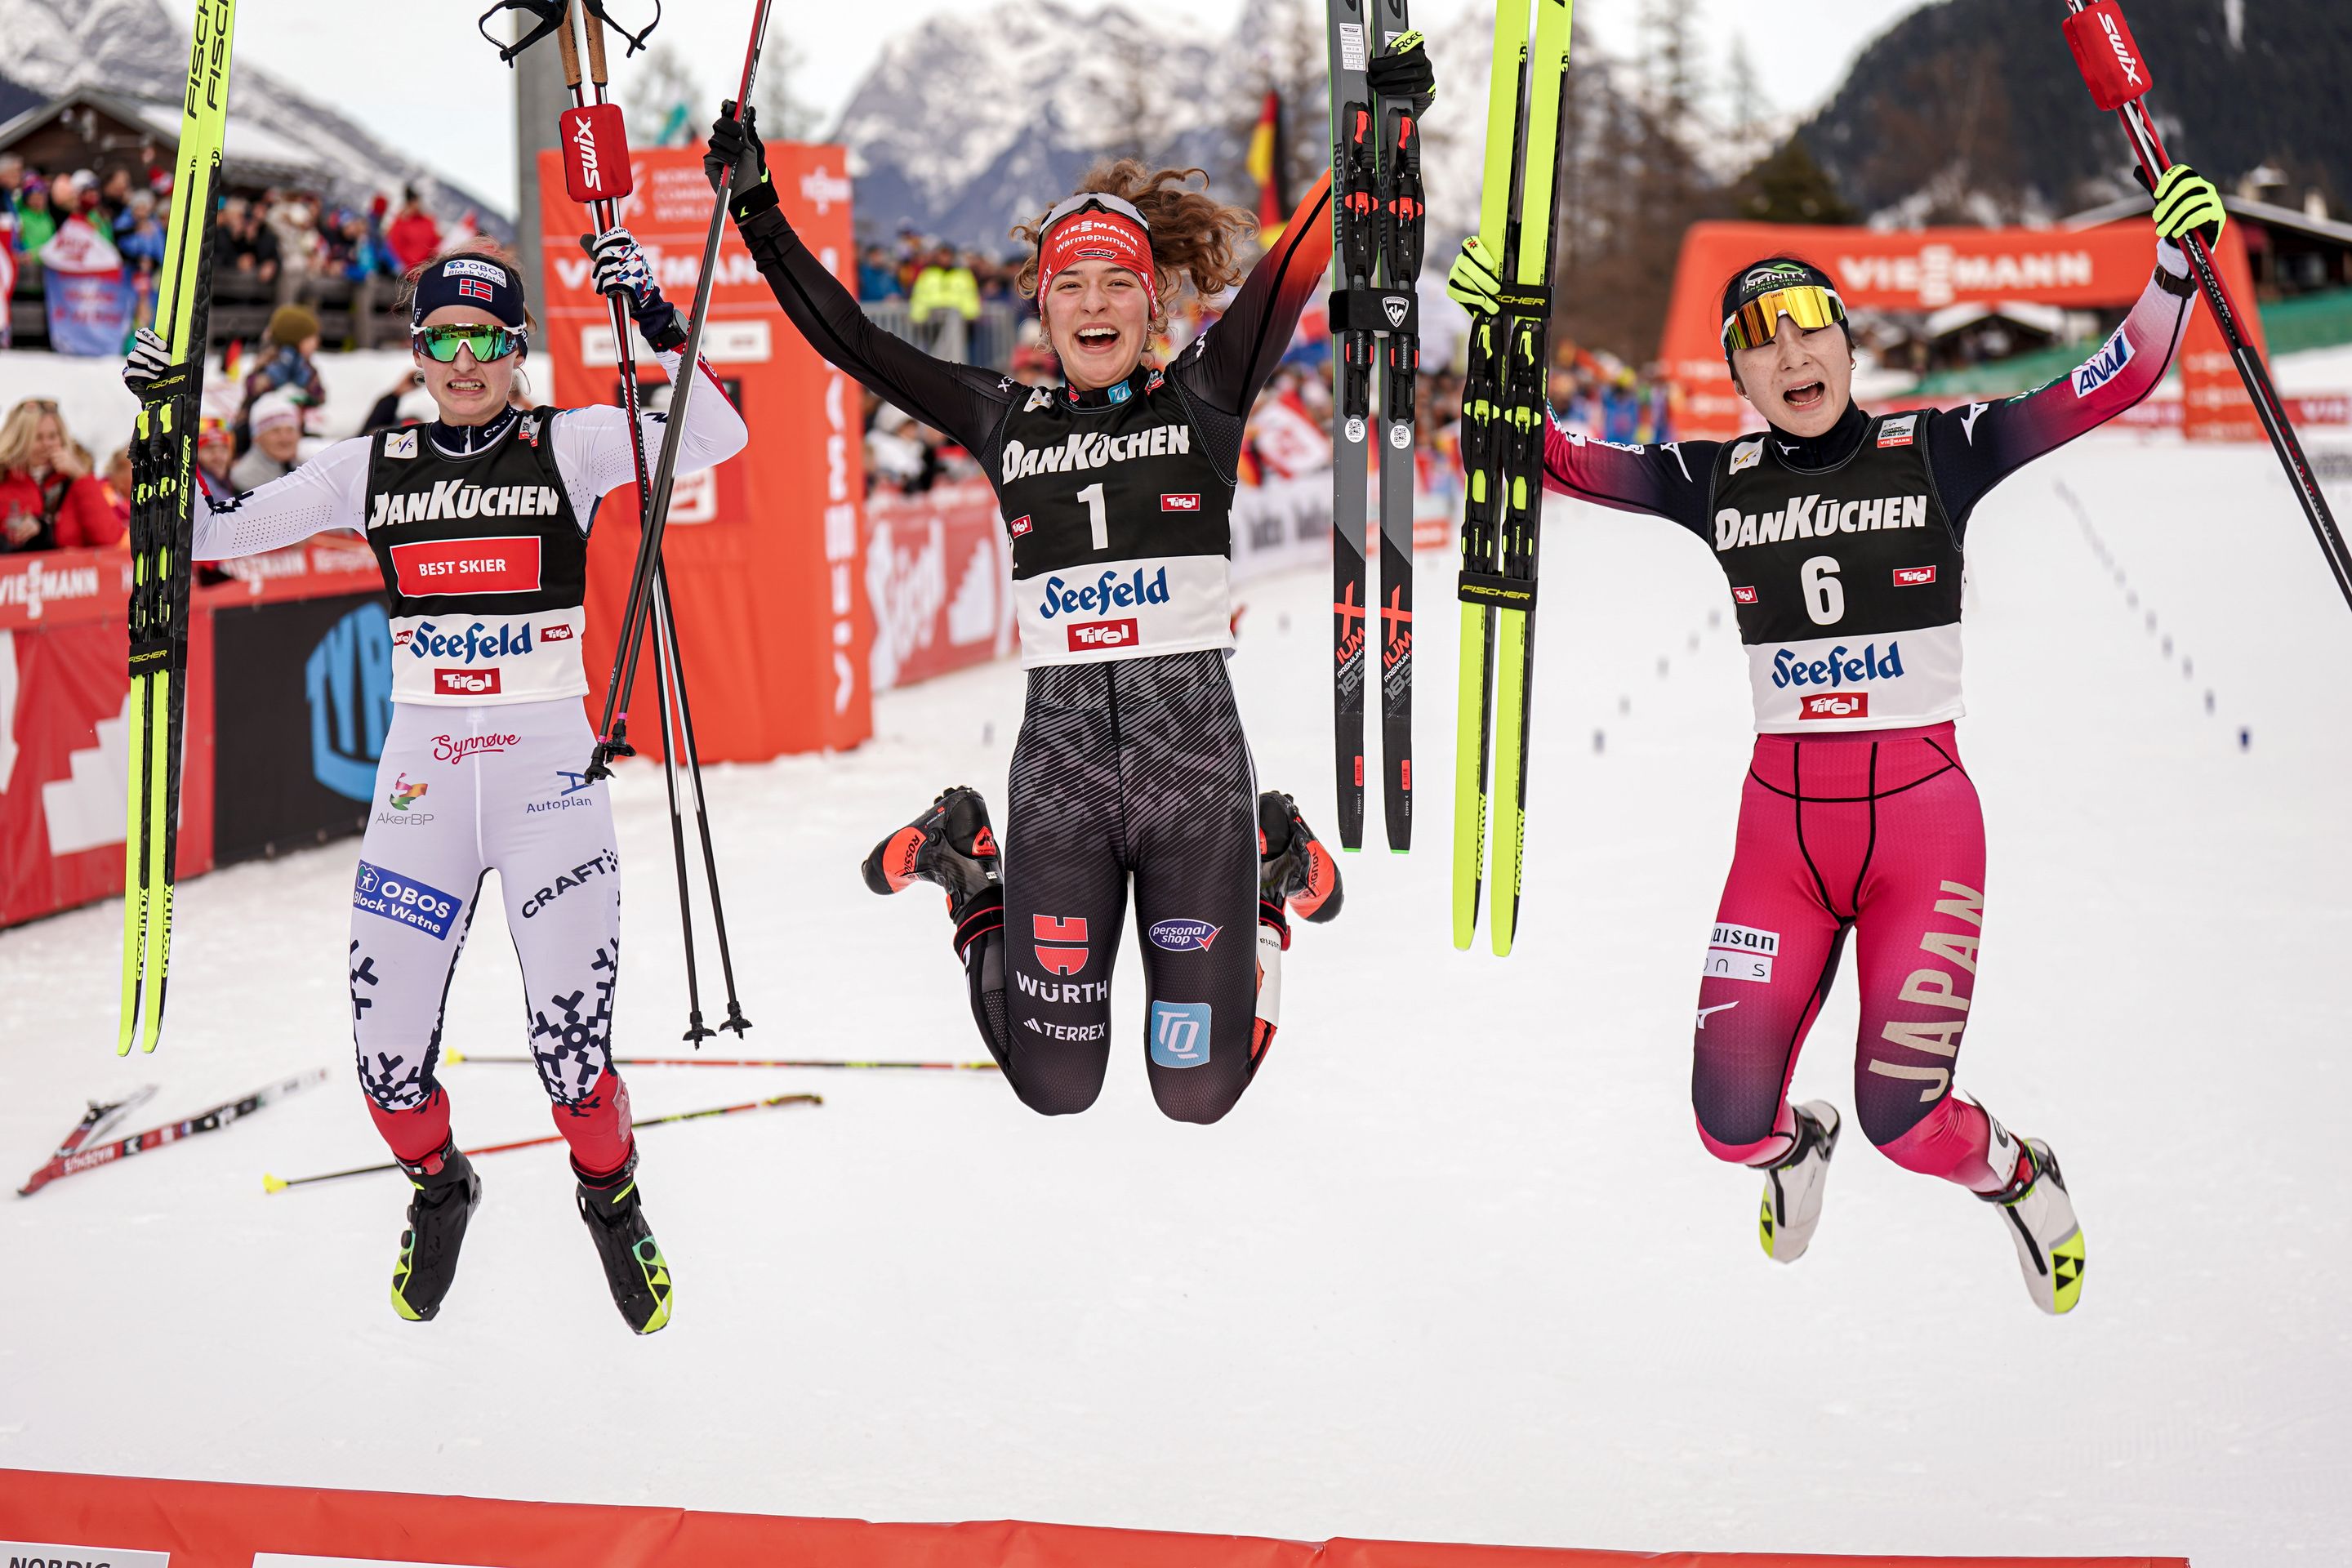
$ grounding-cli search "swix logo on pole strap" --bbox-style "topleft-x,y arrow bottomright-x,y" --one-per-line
2063,1 -> 2152,111
560,104 -> 635,202
1034,914 -> 1089,976
390,537 -> 544,596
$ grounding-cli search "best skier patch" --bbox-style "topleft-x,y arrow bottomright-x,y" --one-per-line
353,860 -> 462,940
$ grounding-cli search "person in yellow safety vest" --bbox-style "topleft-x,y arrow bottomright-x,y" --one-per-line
908,241 -> 981,362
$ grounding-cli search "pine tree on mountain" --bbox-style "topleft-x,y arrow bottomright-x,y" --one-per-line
1733,136 -> 1858,227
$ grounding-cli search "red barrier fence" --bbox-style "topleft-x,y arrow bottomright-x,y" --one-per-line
0,1469 -> 2188,1568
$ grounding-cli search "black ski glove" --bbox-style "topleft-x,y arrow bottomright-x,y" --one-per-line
1366,30 -> 1435,111
704,101 -> 777,222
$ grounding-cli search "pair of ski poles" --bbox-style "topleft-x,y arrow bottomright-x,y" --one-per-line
485,0 -> 782,1042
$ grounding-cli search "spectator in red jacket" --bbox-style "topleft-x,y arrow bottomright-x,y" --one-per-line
0,398 -> 124,551
384,187 -> 441,277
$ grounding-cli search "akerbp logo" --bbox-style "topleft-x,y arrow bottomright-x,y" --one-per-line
1150,1000 -> 1212,1068
352,859 -> 461,940
1147,918 -> 1220,952
386,773 -> 429,810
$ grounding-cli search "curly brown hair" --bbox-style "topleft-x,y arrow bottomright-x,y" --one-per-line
1013,160 -> 1256,329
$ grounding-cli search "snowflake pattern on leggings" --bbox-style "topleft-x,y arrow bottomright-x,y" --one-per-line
530,938 -> 619,1104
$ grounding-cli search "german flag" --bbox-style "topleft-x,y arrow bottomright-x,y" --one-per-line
1246,88 -> 1289,244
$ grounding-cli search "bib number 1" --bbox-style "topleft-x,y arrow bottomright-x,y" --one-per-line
1078,482 -> 1108,551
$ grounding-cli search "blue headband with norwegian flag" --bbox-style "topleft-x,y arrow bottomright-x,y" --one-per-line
411,255 -> 528,329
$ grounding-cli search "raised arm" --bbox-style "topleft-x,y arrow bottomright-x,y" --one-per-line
550,346 -> 750,525
1175,172 -> 1335,415
1541,427 -> 1724,541
191,436 -> 371,561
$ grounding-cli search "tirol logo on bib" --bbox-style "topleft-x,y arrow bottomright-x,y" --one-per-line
1067,619 -> 1138,652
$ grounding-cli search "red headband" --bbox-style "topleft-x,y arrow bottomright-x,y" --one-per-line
1036,211 -> 1157,319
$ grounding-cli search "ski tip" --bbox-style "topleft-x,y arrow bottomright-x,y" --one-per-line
262,1174 -> 288,1195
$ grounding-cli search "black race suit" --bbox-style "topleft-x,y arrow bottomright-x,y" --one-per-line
736,176 -> 1334,1122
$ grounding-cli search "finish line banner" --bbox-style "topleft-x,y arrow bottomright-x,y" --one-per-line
0,1468 -> 2190,1568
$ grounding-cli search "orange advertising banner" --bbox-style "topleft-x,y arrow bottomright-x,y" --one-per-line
537,144 -> 871,760
1659,220 -> 2264,443
0,1468 -> 2191,1568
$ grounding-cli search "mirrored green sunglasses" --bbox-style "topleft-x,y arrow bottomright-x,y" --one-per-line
412,324 -> 526,364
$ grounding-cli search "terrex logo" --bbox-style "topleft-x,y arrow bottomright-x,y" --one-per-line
1800,693 -> 1869,720
1893,566 -> 1938,586
1160,493 -> 1201,511
2101,12 -> 2143,86
1067,618 -> 1139,651
434,669 -> 502,697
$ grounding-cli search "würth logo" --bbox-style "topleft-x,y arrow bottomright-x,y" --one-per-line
1067,619 -> 1138,652
434,668 -> 503,697
1892,566 -> 1937,586
1160,493 -> 1201,512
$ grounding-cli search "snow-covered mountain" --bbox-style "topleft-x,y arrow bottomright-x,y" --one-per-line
826,0 -> 1509,252
0,0 -> 506,230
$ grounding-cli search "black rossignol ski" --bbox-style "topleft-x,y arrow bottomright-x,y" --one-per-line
16,1070 -> 329,1197
1452,0 -> 1570,954
1327,0 -> 1424,853
119,0 -> 237,1055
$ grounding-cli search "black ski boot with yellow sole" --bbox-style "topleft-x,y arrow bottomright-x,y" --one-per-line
390,1140 -> 480,1323
575,1147 -> 673,1334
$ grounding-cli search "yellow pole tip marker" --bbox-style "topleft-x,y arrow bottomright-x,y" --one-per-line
262,1174 -> 288,1194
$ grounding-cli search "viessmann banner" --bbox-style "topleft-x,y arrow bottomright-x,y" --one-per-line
1662,220 -> 2266,442
537,143 -> 872,760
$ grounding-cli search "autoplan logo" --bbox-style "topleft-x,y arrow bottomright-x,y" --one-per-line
303,601 -> 394,803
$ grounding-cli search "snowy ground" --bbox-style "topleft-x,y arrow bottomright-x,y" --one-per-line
2,430 -> 2349,1563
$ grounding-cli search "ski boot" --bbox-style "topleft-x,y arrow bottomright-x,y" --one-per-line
863,786 -> 1000,911
1757,1101 -> 1841,1263
1984,1138 -> 2086,1315
575,1148 -> 674,1334
390,1141 -> 481,1322
1258,791 -> 1343,924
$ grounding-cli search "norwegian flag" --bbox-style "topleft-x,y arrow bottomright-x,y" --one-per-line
457,278 -> 495,303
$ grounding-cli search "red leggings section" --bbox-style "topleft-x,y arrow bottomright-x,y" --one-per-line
366,1073 -> 636,1176
1691,723 -> 2016,1192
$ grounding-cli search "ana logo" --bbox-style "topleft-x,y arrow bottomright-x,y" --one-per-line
1800,692 -> 1869,720
1149,1000 -> 1213,1069
1878,413 -> 1918,448
1892,565 -> 1938,586
1067,618 -> 1139,652
385,429 -> 418,460
1034,914 -> 1089,976
540,621 -> 576,641
1731,586 -> 1758,605
1160,493 -> 1201,512
1147,918 -> 1220,952
2072,324 -> 2134,398
1009,514 -> 1034,537
434,668 -> 502,697
1729,438 -> 1763,474
386,773 -> 429,810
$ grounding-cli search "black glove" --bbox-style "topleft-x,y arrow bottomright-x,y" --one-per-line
1366,30 -> 1434,110
704,101 -> 777,221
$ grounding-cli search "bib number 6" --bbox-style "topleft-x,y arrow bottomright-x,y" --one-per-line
1800,555 -> 1844,626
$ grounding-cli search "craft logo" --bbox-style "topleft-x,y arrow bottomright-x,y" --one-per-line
2071,325 -> 2135,398
1799,692 -> 1869,720
1731,586 -> 1758,605
1147,918 -> 1220,952
1034,914 -> 1089,975
352,859 -> 461,940
434,668 -> 501,697
1893,566 -> 1938,586
432,730 -> 520,764
390,536 -> 542,596
1036,568 -> 1169,621
1771,641 -> 1904,692
1161,493 -> 1201,511
304,601 -> 394,803
1067,618 -> 1139,652
1704,921 -> 1780,983
519,849 -> 617,919
385,773 -> 429,811
1009,514 -> 1034,537
1001,424 -> 1192,479
1149,1000 -> 1212,1069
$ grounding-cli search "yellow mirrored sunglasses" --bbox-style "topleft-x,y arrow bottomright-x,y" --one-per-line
1722,285 -> 1847,353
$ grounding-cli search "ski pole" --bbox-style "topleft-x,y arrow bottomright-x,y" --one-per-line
19,1070 -> 331,1198
588,0 -> 780,780
647,581 -> 713,1041
263,1092 -> 821,1192
651,564 -> 752,1036
448,1050 -> 1000,1071
2059,0 -> 2351,612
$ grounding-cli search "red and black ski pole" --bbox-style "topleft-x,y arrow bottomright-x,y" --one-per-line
262,1091 -> 821,1192
2060,0 -> 2351,613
